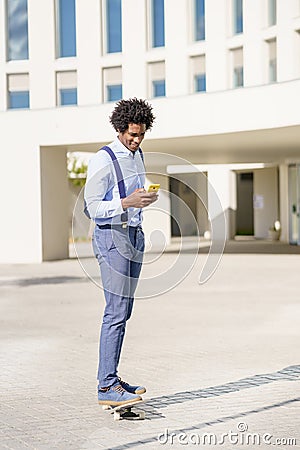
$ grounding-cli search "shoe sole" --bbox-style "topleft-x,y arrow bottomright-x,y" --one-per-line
98,397 -> 142,406
135,388 -> 146,395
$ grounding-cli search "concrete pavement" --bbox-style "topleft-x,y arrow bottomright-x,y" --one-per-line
1,246 -> 300,449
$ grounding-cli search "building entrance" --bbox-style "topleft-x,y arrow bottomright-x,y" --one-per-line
236,172 -> 254,236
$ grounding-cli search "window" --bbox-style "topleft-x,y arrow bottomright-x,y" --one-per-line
6,0 -> 29,60
106,0 -> 122,53
191,55 -> 206,92
232,47 -> 244,87
234,66 -> 243,87
151,0 -> 165,47
233,0 -> 243,34
56,71 -> 77,106
153,80 -> 165,97
57,0 -> 77,57
148,61 -> 166,97
195,0 -> 205,41
7,74 -> 30,109
268,39 -> 277,83
195,74 -> 206,92
103,67 -> 123,102
107,84 -> 123,102
60,89 -> 77,105
268,0 -> 276,26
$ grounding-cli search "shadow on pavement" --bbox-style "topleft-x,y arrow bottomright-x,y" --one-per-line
109,396 -> 300,450
223,240 -> 300,254
69,238 -> 300,258
142,364 -> 300,417
107,365 -> 300,449
0,275 -> 88,287
166,240 -> 300,255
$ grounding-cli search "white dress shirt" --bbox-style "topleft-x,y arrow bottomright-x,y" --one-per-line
84,137 -> 145,226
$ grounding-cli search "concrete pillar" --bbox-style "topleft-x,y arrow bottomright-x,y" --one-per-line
279,164 -> 289,242
0,133 -> 42,263
40,147 -> 69,260
207,166 -> 236,240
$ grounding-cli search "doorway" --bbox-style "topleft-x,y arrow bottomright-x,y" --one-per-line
236,172 -> 254,236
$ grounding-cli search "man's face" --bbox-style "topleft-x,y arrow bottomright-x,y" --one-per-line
118,123 -> 146,152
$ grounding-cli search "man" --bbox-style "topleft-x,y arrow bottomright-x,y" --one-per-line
84,98 -> 157,406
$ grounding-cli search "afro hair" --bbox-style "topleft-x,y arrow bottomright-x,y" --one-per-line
109,98 -> 155,133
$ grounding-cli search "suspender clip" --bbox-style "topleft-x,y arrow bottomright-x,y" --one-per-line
121,211 -> 128,228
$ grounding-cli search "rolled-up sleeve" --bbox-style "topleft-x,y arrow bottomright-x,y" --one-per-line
84,152 -> 124,220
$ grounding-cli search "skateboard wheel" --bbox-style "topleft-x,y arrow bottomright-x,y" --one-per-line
114,412 -> 121,421
102,405 -> 110,411
139,411 -> 145,420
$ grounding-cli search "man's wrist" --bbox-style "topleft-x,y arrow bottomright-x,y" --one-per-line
121,198 -> 128,210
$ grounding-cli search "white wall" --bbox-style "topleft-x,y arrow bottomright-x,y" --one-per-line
76,0 -> 102,105
164,0 -> 189,97
142,173 -> 171,251
0,124 -> 42,263
205,0 -> 227,91
207,167 -> 237,240
277,0 -> 300,82
254,167 -> 279,238
243,0 -> 265,87
122,0 -> 147,98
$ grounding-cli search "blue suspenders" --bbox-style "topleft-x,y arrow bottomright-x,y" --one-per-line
101,146 -> 126,199
84,145 -> 144,221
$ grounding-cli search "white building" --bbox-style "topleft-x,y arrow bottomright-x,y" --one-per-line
1,0 -> 300,263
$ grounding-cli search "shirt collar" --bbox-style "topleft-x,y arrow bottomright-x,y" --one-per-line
114,137 -> 139,158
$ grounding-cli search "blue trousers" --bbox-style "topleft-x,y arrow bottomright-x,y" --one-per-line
93,225 -> 144,387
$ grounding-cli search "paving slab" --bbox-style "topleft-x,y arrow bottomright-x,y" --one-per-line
0,250 -> 300,449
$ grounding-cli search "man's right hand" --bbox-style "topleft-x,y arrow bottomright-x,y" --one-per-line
121,188 -> 158,209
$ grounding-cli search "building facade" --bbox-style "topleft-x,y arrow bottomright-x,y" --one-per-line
1,0 -> 300,263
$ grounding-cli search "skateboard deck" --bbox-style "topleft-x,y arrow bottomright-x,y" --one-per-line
102,400 -> 145,421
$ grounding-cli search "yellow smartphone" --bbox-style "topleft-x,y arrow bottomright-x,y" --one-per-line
147,184 -> 160,193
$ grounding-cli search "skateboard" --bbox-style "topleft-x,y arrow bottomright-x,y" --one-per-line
102,400 -> 145,421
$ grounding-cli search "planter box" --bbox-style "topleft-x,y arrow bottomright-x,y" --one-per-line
268,230 -> 281,241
